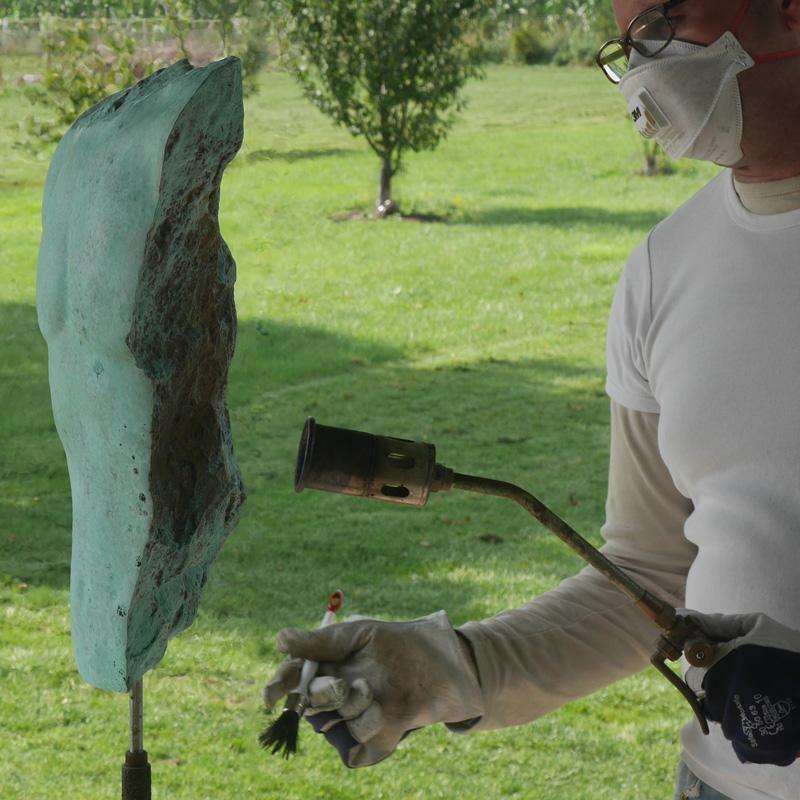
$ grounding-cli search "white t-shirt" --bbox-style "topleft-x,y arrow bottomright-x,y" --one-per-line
607,169 -> 800,800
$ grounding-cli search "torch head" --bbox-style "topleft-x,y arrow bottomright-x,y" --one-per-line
295,418 -> 449,507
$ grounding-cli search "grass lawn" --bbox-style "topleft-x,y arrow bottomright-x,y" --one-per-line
0,57 -> 719,799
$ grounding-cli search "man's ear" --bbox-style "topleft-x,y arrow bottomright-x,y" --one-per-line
780,0 -> 800,32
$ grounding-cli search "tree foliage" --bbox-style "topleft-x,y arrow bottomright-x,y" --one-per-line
281,0 -> 493,215
158,0 -> 273,96
0,0 -> 283,18
15,1 -> 274,149
499,0 -> 615,30
0,0 -> 158,17
18,16 -> 165,147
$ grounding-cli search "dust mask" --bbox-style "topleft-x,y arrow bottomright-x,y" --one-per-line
619,32 -> 754,167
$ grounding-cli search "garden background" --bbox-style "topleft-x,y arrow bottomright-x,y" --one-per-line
0,5 -> 719,798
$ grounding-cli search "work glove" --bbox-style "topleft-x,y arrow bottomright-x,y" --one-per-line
684,610 -> 800,766
262,611 -> 484,767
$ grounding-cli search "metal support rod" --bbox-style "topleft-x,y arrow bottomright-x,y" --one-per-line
122,678 -> 151,800
130,679 -> 144,753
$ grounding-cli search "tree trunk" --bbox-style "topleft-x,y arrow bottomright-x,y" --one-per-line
376,158 -> 398,217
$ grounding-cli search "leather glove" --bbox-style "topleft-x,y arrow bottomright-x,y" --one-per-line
684,610 -> 800,766
262,611 -> 484,767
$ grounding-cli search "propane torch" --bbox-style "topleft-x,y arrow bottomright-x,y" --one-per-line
293,417 -> 715,735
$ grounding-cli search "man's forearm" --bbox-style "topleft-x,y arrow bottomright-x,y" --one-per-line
450,402 -> 697,732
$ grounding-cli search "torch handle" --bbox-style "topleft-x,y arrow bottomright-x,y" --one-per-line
452,472 -> 676,627
450,471 -> 715,733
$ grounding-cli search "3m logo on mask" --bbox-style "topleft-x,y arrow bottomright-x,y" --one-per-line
629,88 -> 670,139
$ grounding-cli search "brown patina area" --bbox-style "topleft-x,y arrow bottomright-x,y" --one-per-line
124,58 -> 245,680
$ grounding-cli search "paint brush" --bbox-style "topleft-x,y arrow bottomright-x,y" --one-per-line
259,590 -> 344,758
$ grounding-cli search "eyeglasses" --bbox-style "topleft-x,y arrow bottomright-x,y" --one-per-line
596,0 -> 688,84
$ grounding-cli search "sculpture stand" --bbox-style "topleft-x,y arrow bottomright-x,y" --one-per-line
122,680 -> 151,800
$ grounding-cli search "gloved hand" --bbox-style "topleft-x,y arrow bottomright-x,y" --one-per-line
683,610 -> 800,766
262,611 -> 484,767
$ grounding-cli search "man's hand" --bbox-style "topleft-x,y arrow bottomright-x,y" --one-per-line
262,611 -> 484,767
684,611 -> 800,766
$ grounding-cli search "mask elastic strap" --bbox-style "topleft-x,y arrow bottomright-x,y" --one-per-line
753,46 -> 800,63
732,0 -> 800,65
731,0 -> 752,35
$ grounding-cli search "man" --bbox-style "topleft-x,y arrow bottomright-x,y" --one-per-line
264,2 -> 800,796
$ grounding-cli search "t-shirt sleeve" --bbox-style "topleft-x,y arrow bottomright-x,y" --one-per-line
606,235 -> 660,413
449,403 -> 695,733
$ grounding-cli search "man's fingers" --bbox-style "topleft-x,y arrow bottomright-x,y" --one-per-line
305,709 -> 344,733
262,657 -> 303,709
305,711 -> 360,765
307,704 -> 404,768
307,676 -> 349,712
344,614 -> 375,623
339,678 -> 373,719
682,611 -> 752,644
685,665 -> 707,696
347,701 -> 384,743
277,620 -> 372,662
348,725 -> 401,768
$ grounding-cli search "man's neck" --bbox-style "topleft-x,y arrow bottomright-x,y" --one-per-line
733,162 -> 800,184
733,173 -> 800,215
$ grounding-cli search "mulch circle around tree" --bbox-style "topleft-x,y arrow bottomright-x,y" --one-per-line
330,208 -> 448,224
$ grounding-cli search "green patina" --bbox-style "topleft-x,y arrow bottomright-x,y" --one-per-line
36,57 -> 245,692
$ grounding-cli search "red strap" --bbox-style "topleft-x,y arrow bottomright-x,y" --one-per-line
731,0 -> 800,65
753,46 -> 800,63
731,0 -> 752,35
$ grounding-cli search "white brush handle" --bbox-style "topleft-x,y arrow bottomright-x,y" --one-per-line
294,609 -> 335,695
293,597 -> 342,698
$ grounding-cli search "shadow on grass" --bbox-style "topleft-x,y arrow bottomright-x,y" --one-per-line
231,315 -> 404,405
1,301 -> 611,634
0,302 -> 404,590
459,206 -> 669,230
215,344 -> 611,631
245,147 -> 353,164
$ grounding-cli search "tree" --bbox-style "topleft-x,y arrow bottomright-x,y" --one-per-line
281,0 -> 492,217
16,2 -> 276,150
159,0 -> 275,97
18,15 -> 166,149
641,139 -> 675,177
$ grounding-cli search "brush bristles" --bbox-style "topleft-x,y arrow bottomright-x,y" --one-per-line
259,709 -> 301,758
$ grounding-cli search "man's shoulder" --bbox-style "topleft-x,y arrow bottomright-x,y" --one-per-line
649,171 -> 729,250
618,172 -> 730,300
